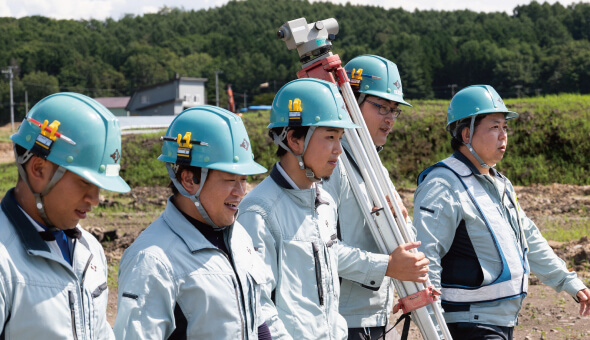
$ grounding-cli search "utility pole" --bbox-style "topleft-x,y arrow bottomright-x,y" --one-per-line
214,70 -> 223,107
514,85 -> 523,99
243,92 -> 247,110
25,91 -> 28,114
448,84 -> 458,97
2,67 -> 15,131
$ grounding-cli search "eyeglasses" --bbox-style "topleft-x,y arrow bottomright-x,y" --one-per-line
365,99 -> 402,118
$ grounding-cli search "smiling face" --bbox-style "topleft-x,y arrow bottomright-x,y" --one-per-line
42,168 -> 100,230
465,112 -> 509,167
359,95 -> 400,147
197,169 -> 247,227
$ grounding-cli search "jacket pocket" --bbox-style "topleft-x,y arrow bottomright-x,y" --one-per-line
248,258 -> 269,332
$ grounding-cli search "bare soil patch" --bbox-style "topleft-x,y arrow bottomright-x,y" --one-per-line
0,142 -> 14,163
84,184 -> 590,337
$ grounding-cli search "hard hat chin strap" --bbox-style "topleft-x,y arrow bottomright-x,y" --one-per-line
357,93 -> 366,106
13,146 -> 67,231
463,115 -> 493,170
166,163 -> 226,229
272,126 -> 321,183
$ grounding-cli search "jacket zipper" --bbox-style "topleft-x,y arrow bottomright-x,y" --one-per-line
231,277 -> 246,340
214,247 -> 246,340
69,290 -> 78,340
79,254 -> 93,303
312,242 -> 324,306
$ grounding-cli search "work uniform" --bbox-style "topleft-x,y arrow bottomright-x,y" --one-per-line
322,138 -> 396,332
238,163 -> 389,340
114,197 -> 268,339
413,151 -> 586,327
0,189 -> 114,340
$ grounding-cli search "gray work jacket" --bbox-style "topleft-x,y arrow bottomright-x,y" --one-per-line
0,189 -> 114,340
114,197 -> 268,339
238,164 -> 388,339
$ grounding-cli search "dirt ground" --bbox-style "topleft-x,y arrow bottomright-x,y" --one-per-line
0,138 -> 15,163
1,130 -> 589,338
80,183 -> 590,339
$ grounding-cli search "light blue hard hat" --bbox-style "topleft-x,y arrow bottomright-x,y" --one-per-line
11,92 -> 130,193
158,105 -> 267,176
344,54 -> 412,107
447,85 -> 518,127
268,78 -> 359,130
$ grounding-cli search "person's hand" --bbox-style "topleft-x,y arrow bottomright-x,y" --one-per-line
576,288 -> 590,316
385,241 -> 429,282
385,193 -> 408,220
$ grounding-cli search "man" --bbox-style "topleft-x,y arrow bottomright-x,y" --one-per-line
237,78 -> 429,339
322,54 -> 416,340
1,92 -> 130,339
114,106 -> 272,339
413,85 -> 590,339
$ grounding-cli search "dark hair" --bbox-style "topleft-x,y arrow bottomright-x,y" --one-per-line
268,126 -> 310,157
14,144 -> 27,159
449,115 -> 486,151
169,164 -> 202,195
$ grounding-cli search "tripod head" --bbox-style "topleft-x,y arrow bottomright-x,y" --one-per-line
277,17 -> 338,64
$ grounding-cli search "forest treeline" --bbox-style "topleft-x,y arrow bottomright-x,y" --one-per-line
1,0 -> 589,124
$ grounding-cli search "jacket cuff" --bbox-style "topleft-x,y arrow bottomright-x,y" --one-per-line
361,253 -> 389,287
564,278 -> 587,298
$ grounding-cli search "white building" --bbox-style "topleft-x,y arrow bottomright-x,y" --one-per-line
126,77 -> 208,116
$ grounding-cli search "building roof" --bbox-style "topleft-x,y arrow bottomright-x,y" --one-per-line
94,97 -> 130,109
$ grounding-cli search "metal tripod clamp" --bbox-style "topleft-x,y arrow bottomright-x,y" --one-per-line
393,286 -> 442,314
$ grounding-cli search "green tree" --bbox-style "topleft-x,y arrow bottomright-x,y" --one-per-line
22,71 -> 59,104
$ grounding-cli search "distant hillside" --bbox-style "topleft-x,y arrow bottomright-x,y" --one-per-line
1,0 -> 590,124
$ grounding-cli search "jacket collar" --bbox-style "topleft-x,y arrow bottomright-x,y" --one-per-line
453,150 -> 499,178
270,163 -> 295,189
162,197 -> 232,253
269,163 -> 329,208
1,188 -> 51,252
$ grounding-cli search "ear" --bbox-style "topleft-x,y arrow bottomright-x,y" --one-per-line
286,129 -> 305,155
27,156 -> 52,182
460,126 -> 471,144
179,169 -> 199,195
25,156 -> 56,192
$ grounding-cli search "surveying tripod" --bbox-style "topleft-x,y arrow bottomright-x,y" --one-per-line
277,17 -> 452,340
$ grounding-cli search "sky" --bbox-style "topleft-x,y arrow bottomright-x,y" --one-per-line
0,0 -> 587,21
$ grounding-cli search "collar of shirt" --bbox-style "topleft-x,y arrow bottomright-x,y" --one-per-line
452,150 -> 498,178
16,202 -> 73,265
173,198 -> 230,255
275,161 -> 317,191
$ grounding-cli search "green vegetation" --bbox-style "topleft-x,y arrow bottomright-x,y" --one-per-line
107,261 -> 119,289
538,217 -> 590,242
2,0 -> 590,124
0,162 -> 17,194
120,132 -> 169,187
244,94 -> 590,187
1,94 -> 589,198
0,128 -> 13,143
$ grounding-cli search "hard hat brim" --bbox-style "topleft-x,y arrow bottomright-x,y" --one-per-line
362,90 -> 412,107
69,165 -> 131,193
208,162 -> 268,176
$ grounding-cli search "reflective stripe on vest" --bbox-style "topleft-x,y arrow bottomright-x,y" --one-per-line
437,157 -> 529,304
